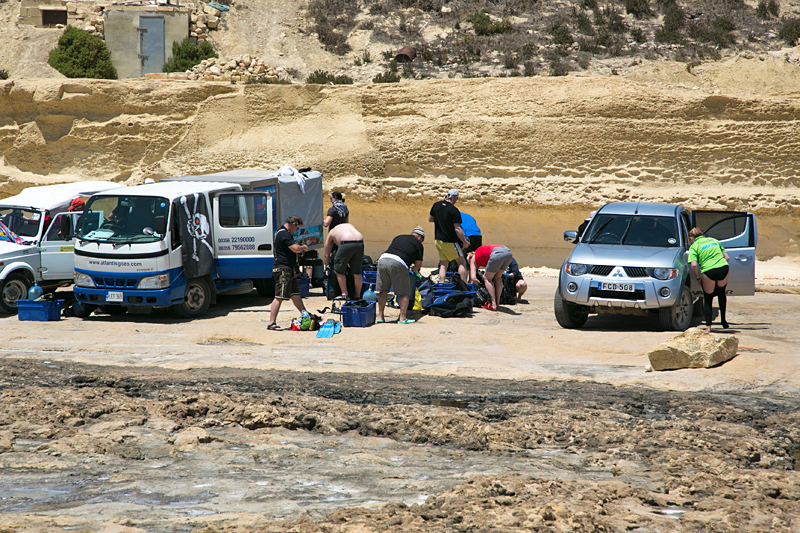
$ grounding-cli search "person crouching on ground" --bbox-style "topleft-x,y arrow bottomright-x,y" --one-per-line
468,244 -> 515,311
268,215 -> 309,331
506,258 -> 528,303
323,223 -> 364,301
688,227 -> 730,332
376,226 -> 425,324
429,189 -> 470,283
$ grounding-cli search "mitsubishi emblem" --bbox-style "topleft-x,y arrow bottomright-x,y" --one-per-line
611,267 -> 625,278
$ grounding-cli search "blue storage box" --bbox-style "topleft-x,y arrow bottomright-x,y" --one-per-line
362,270 -> 378,285
298,277 -> 310,297
341,301 -> 376,327
18,299 -> 64,322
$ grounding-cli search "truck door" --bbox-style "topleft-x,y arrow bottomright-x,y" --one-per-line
39,212 -> 82,281
691,210 -> 757,296
212,192 -> 274,279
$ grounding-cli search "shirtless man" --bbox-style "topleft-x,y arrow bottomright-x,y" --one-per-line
323,223 -> 364,300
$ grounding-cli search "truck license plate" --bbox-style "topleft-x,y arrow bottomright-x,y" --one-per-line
600,282 -> 634,292
107,291 -> 123,302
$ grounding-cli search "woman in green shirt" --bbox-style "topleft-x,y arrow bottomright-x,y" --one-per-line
688,227 -> 730,331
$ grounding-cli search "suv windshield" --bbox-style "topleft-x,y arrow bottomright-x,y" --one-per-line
0,207 -> 42,238
77,195 -> 170,244
584,214 -> 679,247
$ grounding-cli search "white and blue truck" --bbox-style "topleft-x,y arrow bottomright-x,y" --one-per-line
72,169 -> 324,318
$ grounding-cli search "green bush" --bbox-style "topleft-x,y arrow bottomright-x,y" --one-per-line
306,69 -> 353,84
574,8 -> 595,34
655,3 -> 685,42
47,26 -> 117,79
778,17 -> 800,46
373,71 -> 401,83
0,69 -> 8,80
163,38 -> 217,73
768,0 -> 780,17
756,0 -> 769,19
625,0 -> 653,19
550,21 -> 574,46
468,11 -> 512,36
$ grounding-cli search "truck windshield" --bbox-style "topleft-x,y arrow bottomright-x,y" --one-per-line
0,207 -> 42,238
584,214 -> 679,247
77,195 -> 170,243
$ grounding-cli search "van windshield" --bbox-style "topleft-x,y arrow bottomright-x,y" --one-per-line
77,195 -> 170,243
583,215 -> 679,247
0,207 -> 42,238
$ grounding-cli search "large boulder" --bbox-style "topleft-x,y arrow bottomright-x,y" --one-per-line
647,328 -> 738,371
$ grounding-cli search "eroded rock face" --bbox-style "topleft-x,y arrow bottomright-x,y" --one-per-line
647,328 -> 739,371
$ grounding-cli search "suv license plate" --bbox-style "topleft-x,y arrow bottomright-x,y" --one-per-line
107,291 -> 123,302
600,282 -> 634,292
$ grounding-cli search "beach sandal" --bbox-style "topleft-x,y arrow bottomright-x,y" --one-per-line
376,318 -> 386,324
480,302 -> 497,312
267,323 -> 283,331
397,318 -> 416,324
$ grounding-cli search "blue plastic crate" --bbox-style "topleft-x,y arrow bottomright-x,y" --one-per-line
298,277 -> 310,298
362,270 -> 377,285
341,301 -> 376,327
18,299 -> 64,322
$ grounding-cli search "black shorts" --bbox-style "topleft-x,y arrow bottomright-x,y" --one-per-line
273,265 -> 299,300
333,241 -> 364,275
703,265 -> 729,282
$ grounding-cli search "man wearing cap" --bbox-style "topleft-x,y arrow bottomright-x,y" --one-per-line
429,190 -> 470,283
323,223 -> 364,301
375,227 -> 425,324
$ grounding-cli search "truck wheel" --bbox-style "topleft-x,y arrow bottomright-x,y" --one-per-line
554,289 -> 588,329
254,278 -> 274,298
658,285 -> 693,331
0,273 -> 31,314
174,277 -> 211,318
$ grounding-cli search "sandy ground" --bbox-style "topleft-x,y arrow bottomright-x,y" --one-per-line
2,273 -> 799,393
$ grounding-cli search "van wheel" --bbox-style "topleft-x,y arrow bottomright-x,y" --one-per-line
174,277 -> 211,318
0,273 -> 31,314
254,278 -> 274,298
554,289 -> 588,329
659,286 -> 693,331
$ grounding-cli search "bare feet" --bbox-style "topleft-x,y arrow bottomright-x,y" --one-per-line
704,326 -> 711,333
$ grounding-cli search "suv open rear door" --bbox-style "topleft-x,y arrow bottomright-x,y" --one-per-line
691,210 -> 756,295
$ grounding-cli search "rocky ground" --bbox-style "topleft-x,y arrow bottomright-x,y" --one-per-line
1,277 -> 800,532
0,357 -> 798,532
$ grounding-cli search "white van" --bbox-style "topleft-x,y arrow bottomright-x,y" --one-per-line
0,181 -> 126,313
72,170 -> 323,318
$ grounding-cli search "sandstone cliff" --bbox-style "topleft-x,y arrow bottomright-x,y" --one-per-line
1,55 -> 799,264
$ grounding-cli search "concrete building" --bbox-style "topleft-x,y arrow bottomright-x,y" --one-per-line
104,4 -> 190,78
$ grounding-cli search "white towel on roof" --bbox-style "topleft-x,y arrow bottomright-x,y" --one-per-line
271,165 -> 306,193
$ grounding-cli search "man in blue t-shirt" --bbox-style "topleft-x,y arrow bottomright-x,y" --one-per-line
459,212 -> 482,254
268,215 -> 309,330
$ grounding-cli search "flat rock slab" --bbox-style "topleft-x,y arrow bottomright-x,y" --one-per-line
647,328 -> 739,371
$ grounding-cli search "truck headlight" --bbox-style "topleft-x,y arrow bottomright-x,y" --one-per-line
74,271 -> 95,288
566,263 -> 589,276
650,268 -> 678,280
137,273 -> 170,289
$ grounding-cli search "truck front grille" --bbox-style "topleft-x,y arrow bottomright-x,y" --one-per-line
94,277 -> 138,289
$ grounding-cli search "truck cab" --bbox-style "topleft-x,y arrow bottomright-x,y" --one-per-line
72,169 -> 323,318
555,202 -> 757,331
0,181 -> 126,313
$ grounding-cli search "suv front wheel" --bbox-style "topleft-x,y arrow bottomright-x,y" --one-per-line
554,289 -> 589,329
658,285 -> 692,331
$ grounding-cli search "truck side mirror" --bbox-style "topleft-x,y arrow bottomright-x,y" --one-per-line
153,216 -> 167,235
564,230 -> 578,243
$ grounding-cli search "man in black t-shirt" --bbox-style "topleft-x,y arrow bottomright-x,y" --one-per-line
324,191 -> 349,230
429,189 -> 470,284
268,215 -> 309,330
376,226 -> 425,324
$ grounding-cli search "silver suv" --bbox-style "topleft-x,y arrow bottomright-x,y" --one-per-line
555,202 -> 757,331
